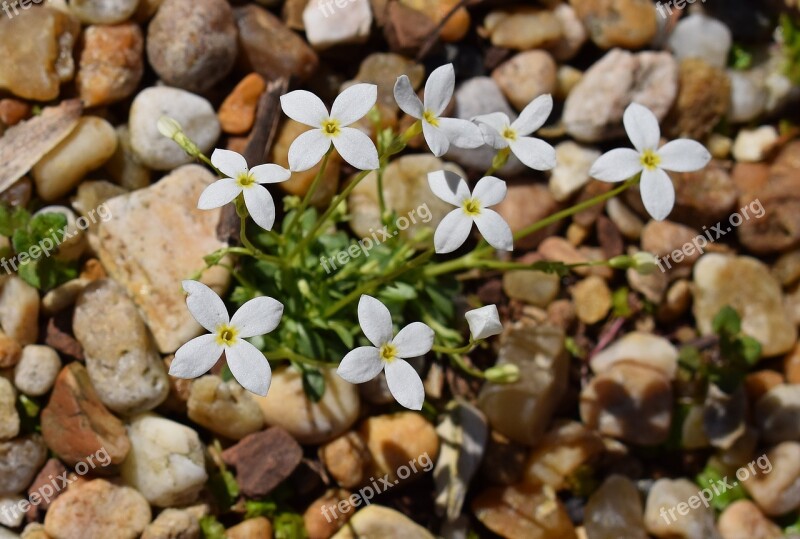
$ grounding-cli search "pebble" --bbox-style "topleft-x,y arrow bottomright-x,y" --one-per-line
104,125 -> 151,190
0,435 -> 47,496
549,3 -> 587,61
755,384 -> 800,443
32,116 -> 118,202
147,0 -> 238,92
571,276 -> 612,325
591,332 -> 678,380
0,333 -> 21,369
222,427 -> 303,497
141,509 -> 200,539
644,478 -> 721,539
727,70 -> 768,124
129,87 -> 220,171
606,199 -> 644,240
584,475 -> 648,539
0,497 -> 24,529
359,412 -> 439,484
482,8 -> 562,50
666,59 -> 730,140
254,366 -> 360,445
703,383 -> 746,449
44,479 -> 151,539
503,270 -> 560,308
331,505 -> 435,539
401,0 -> 470,42
668,14 -> 732,69
580,361 -> 672,445
0,276 -> 39,346
219,74 -> 266,135
384,1 -> 437,53
472,483 -> 577,539
304,489 -> 351,539
78,23 -> 144,107
121,414 -> 208,507
187,375 -> 264,440
641,220 -> 701,271
548,142 -> 600,202
0,379 -> 18,441
522,421 -> 604,490
14,346 -> 61,397
320,431 -> 372,489
491,51 -> 557,111
495,184 -> 562,250
303,0 -> 372,50
571,0 -> 656,49
743,442 -> 800,516
669,161 -> 738,229
718,500 -> 783,539
226,517 -> 273,539
69,0 -> 139,23
354,53 -> 425,111
785,344 -> 800,384
95,165 -> 229,353
478,324 -> 569,445
0,99 -> 31,127
73,279 -> 169,415
732,126 -> 779,163
33,206 -> 86,262
564,49 -> 677,143
693,254 -> 797,358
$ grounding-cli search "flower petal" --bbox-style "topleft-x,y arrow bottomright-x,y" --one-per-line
438,117 -> 485,149
198,178 -> 242,210
474,208 -> 513,251
428,169 -> 470,206
331,83 -> 378,126
287,128 -> 331,172
472,176 -> 507,207
230,296 -> 284,338
512,94 -> 553,135
358,294 -> 394,347
384,359 -> 425,410
392,322 -> 434,358
508,136 -> 557,171
657,139 -> 712,172
183,280 -> 229,332
170,334 -> 223,379
332,127 -> 379,170
337,346 -> 384,384
424,64 -> 455,116
434,209 -> 473,254
422,121 -> 450,157
226,340 -> 272,396
280,90 -> 329,128
589,148 -> 643,183
640,167 -> 675,221
393,75 -> 424,119
473,112 -> 511,149
250,163 -> 291,184
211,149 -> 248,179
243,184 -> 276,231
623,102 -> 661,153
465,305 -> 503,340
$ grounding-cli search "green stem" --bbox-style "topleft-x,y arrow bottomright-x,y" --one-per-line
446,352 -> 485,379
265,347 -> 336,368
198,153 -> 224,177
235,197 -> 284,265
432,341 -> 477,355
285,151 -> 331,238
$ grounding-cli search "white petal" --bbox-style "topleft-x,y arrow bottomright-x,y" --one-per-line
422,121 -> 450,157
250,163 -> 291,184
393,75 -> 424,119
623,102 -> 661,153
465,305 -> 503,340
226,340 -> 272,396
424,63 -> 455,116
438,117 -> 485,149
508,136 -> 557,171
170,334 -> 223,379
183,280 -> 229,332
337,346 -> 384,384
280,90 -> 329,128
589,148 -> 643,183
230,296 -> 284,338
358,294 -> 394,347
474,209 -> 513,251
657,139 -> 712,172
473,113 -> 510,149
332,128 -> 379,170
434,209 -> 473,254
640,168 -> 675,221
198,178 -> 242,209
472,176 -> 507,207
211,149 -> 248,179
332,83 -> 378,126
512,94 -> 553,135
287,129 -> 331,172
385,359 -> 425,410
243,184 -> 276,231
392,322 -> 434,358
428,169 -> 470,206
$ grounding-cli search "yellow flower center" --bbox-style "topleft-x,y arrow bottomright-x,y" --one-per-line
216,324 -> 238,347
640,149 -> 661,171
462,197 -> 482,217
502,126 -> 518,141
379,343 -> 397,363
322,118 -> 341,138
236,171 -> 255,188
422,109 -> 439,127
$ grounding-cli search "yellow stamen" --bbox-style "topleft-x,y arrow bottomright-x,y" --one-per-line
379,343 -> 397,363
502,126 -> 517,141
640,149 -> 661,170
216,324 -> 238,347
236,171 -> 255,188
322,118 -> 341,138
422,109 -> 439,127
462,198 -> 482,217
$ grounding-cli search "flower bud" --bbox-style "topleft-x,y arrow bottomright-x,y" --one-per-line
157,116 -> 182,139
632,252 -> 657,275
465,304 -> 503,340
485,364 -> 519,384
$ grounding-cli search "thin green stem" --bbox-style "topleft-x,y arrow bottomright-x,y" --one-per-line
447,352 -> 485,379
285,151 -> 331,238
432,341 -> 477,355
235,197 -> 284,265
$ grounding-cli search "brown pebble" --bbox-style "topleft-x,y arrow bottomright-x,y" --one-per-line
218,73 -> 266,135
0,99 -> 31,126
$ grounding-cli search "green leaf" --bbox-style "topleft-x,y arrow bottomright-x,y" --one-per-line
11,228 -> 34,254
0,205 -> 29,237
738,336 -> 761,366
611,287 -> 632,318
17,261 -> 41,289
695,465 -> 746,511
678,346 -> 702,371
712,306 -> 741,337
36,257 -> 78,291
301,366 -> 326,403
380,281 -> 417,302
328,321 -> 354,349
245,499 -> 278,519
199,516 -> 227,539
273,513 -> 308,539
29,212 -> 67,243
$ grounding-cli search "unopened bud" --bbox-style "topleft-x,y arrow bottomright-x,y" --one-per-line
485,364 -> 519,384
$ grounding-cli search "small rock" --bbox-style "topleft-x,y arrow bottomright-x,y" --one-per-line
743,442 -> 800,516
590,332 -> 678,380
745,370 -> 784,404
482,8 -> 562,50
359,412 -> 438,484
383,1 -> 437,53
320,431 -> 372,489
571,0 -> 657,49
606,199 -> 644,240
331,505 -> 435,539
0,497 -> 24,529
472,483 -> 577,539
495,184 -> 563,250
549,3 -> 587,61
503,270 -> 560,308
667,13 -> 732,69
548,141 -> 600,202
354,53 -> 425,111
668,161 -> 738,229
0,99 -> 31,127
522,421 -> 604,490
105,125 -> 151,190
0,333 -> 21,369
666,59 -> 730,140
226,517 -> 273,539
304,489 -> 352,539
641,220 -> 701,272
303,0 -> 372,50
785,343 -> 800,384
0,276 -> 39,346
219,74 -> 266,135
0,435 -> 47,496
717,500 -> 783,539
14,345 -> 61,397
755,384 -> 800,443
703,383 -> 746,449
727,70 -> 767,124
0,379 -> 18,441
644,478 -> 721,539
222,427 -> 303,498
141,508 -> 200,539
584,475 -> 648,539
121,414 -> 207,507
44,479 -> 151,539
491,51 -> 557,111
69,0 -> 139,23
78,23 -> 144,107
571,276 -> 612,325
26,460 -> 67,513
732,126 -> 779,163
188,376 -> 264,440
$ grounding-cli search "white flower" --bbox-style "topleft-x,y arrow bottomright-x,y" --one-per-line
428,170 -> 513,254
169,280 -> 283,396
465,305 -> 503,340
280,83 -> 379,172
337,295 -> 434,410
394,63 -> 484,157
473,94 -> 557,171
589,103 -> 711,221
198,149 -> 290,231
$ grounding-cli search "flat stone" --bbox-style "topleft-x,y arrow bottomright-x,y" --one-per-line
222,427 -> 303,498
